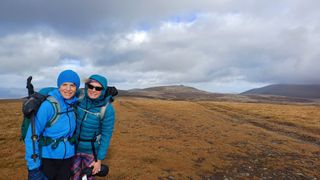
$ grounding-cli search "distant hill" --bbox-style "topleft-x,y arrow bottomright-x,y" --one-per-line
241,84 -> 320,99
118,85 -> 225,100
117,85 -> 318,104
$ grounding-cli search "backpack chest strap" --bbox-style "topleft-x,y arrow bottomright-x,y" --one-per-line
78,106 -> 101,117
78,104 -> 109,120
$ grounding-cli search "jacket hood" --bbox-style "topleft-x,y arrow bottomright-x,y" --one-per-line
85,74 -> 108,101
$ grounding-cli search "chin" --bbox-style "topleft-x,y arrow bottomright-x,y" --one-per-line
63,96 -> 73,99
62,93 -> 75,99
89,95 -> 99,99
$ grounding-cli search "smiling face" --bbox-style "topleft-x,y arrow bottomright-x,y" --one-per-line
59,82 -> 77,99
87,81 -> 103,99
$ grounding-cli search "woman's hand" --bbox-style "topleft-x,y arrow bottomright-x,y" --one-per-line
90,160 -> 102,175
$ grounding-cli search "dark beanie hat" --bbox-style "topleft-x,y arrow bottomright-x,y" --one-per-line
57,70 -> 80,89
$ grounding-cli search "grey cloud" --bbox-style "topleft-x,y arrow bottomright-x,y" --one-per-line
97,9 -> 320,86
1,0 -> 320,96
2,0 -> 310,35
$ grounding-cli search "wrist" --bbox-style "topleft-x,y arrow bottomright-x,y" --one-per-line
96,160 -> 101,164
28,167 -> 40,172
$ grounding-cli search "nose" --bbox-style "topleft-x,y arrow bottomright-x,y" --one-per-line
66,85 -> 72,90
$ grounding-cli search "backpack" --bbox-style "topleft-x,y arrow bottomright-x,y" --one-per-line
20,92 -> 62,142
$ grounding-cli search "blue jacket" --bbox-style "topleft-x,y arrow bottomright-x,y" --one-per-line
24,89 -> 77,170
75,75 -> 115,160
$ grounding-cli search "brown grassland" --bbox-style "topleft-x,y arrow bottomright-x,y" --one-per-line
0,97 -> 319,179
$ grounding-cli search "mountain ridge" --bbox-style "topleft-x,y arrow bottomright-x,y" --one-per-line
118,84 -> 319,103
241,84 -> 320,99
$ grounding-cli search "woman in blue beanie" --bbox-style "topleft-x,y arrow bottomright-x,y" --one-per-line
71,74 -> 115,179
25,69 -> 80,180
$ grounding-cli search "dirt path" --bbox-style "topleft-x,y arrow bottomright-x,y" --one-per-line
194,101 -> 320,179
197,102 -> 320,146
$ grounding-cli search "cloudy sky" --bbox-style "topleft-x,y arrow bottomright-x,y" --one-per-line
1,0 -> 320,98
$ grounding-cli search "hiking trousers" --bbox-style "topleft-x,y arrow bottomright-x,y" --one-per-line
41,157 -> 73,180
70,153 -> 95,180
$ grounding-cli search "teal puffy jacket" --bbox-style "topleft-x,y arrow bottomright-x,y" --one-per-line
75,75 -> 115,160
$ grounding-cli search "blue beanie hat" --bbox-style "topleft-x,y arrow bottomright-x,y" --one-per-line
57,70 -> 80,89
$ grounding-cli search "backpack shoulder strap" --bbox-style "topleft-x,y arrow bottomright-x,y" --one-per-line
45,96 -> 61,128
96,102 -> 110,139
99,102 -> 109,121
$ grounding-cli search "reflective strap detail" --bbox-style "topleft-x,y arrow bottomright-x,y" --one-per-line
96,134 -> 101,144
78,103 -> 109,121
78,106 -> 101,117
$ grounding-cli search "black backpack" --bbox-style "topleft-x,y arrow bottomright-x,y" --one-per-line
21,92 -> 64,141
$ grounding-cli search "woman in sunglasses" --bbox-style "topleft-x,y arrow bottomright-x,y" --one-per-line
71,74 -> 115,179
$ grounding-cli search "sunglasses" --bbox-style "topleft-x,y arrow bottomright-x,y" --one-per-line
87,84 -> 104,91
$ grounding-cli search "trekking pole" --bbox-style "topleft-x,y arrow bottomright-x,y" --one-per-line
26,76 -> 35,96
30,112 -> 38,162
26,76 -> 38,162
